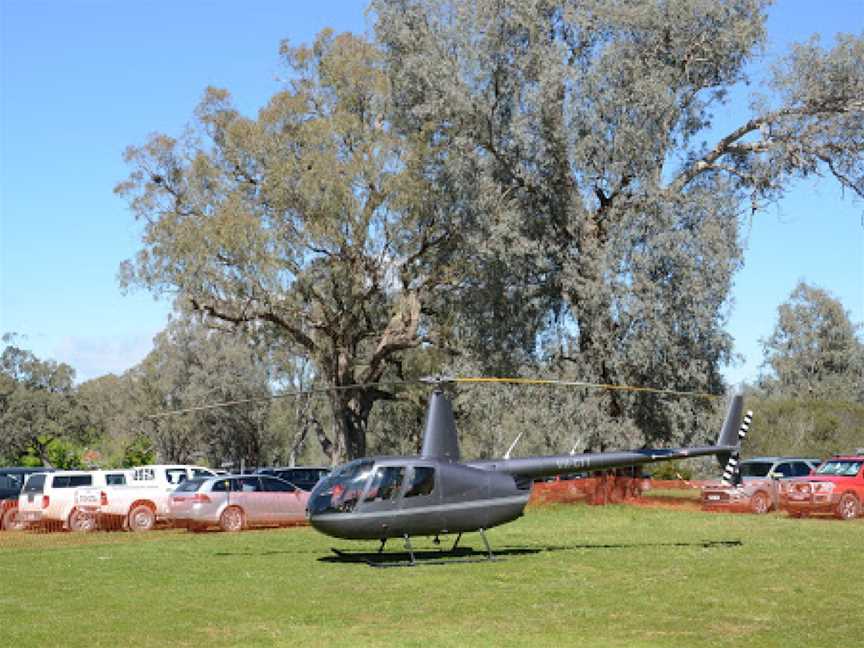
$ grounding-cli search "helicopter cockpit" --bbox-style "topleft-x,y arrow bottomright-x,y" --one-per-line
307,459 -> 436,516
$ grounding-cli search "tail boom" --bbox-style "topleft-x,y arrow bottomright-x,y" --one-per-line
469,394 -> 746,481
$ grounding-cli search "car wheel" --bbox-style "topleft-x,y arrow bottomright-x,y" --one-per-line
835,493 -> 860,520
2,507 -> 25,531
68,509 -> 97,532
750,491 -> 770,514
219,506 -> 245,532
128,504 -> 156,532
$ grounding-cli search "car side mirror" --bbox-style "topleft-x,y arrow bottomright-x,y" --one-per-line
769,472 -> 781,480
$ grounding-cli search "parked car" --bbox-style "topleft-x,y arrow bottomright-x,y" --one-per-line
86,464 -> 218,531
780,454 -> 864,519
170,474 -> 309,532
0,467 -> 54,530
17,469 -> 133,531
701,457 -> 820,514
256,466 -> 330,492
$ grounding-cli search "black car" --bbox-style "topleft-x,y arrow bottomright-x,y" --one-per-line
1,467 -> 53,530
255,466 -> 330,492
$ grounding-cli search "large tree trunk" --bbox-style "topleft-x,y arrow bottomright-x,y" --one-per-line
326,391 -> 374,465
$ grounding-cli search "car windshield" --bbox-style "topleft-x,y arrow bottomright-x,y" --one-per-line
308,460 -> 374,515
815,461 -> 862,477
739,462 -> 773,478
174,478 -> 206,493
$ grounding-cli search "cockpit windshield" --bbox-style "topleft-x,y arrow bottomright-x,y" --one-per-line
308,460 -> 375,515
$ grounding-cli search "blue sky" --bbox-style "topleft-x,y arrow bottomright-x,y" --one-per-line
1,1 -> 862,386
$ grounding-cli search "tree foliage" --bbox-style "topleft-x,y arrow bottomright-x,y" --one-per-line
104,5 -> 864,461
741,395 -> 864,459
116,31 -> 467,463
372,0 -> 864,447
760,282 -> 863,401
126,317 -> 276,467
0,338 -> 89,466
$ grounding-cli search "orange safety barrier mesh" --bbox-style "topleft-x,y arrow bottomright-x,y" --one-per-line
529,477 -> 707,508
530,476 -> 648,506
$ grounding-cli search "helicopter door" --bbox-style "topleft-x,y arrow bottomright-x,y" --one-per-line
397,465 -> 441,535
357,466 -> 406,535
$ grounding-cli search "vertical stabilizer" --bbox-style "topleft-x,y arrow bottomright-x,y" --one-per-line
715,394 -> 747,466
420,389 -> 460,462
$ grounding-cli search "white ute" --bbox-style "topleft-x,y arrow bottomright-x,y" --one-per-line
96,465 -> 217,531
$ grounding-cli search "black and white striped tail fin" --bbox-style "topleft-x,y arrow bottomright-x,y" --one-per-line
720,410 -> 753,487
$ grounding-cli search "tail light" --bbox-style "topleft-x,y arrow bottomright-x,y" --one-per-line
100,491 -> 108,506
41,495 -> 50,509
191,493 -> 211,504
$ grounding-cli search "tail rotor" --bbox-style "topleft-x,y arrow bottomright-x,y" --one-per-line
719,410 -> 753,486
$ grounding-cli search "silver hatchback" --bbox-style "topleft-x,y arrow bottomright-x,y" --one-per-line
170,475 -> 309,532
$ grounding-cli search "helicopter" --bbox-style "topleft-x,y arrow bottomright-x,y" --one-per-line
305,378 -> 749,564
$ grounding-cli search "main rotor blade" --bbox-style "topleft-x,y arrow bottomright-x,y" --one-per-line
439,376 -> 721,400
145,374 -> 721,420
144,380 -> 415,419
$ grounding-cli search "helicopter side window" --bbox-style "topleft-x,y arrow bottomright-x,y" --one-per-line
363,467 -> 406,503
405,467 -> 435,497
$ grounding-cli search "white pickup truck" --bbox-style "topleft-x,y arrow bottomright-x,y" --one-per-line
80,464 -> 217,531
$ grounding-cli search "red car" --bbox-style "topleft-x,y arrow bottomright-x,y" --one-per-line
780,455 -> 864,520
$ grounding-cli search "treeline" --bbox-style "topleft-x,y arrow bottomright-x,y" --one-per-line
2,281 -> 861,471
3,2 -> 863,469
742,398 -> 864,460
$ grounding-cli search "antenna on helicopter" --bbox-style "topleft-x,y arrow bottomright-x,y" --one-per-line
503,431 -> 525,461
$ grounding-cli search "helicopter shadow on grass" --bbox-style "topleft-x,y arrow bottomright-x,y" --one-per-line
319,539 -> 743,568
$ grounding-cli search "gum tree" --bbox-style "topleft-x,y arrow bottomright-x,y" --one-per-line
372,0 -> 864,446
117,32 -> 461,463
0,340 -> 87,466
760,282 -> 864,400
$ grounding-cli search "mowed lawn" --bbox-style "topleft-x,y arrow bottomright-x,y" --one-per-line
1,504 -> 861,647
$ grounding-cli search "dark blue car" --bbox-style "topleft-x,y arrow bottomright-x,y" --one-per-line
1,467 -> 54,530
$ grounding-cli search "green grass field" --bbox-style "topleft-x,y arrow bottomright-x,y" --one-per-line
1,504 -> 861,647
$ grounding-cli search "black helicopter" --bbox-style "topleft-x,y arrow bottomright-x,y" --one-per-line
306,379 -> 748,563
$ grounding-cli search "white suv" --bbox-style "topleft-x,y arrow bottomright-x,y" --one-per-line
18,470 -> 132,531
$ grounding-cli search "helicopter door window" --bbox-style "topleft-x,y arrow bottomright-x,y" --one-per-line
405,467 -> 435,497
362,467 -> 406,503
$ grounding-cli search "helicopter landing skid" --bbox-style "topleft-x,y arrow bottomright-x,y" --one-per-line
330,529 -> 497,568
329,546 -> 497,568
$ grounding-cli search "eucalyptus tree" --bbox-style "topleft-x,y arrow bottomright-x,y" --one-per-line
117,31 -> 463,463
372,0 -> 864,446
127,317 -> 275,467
760,282 -> 864,401
0,340 -> 87,466
77,373 -> 151,466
